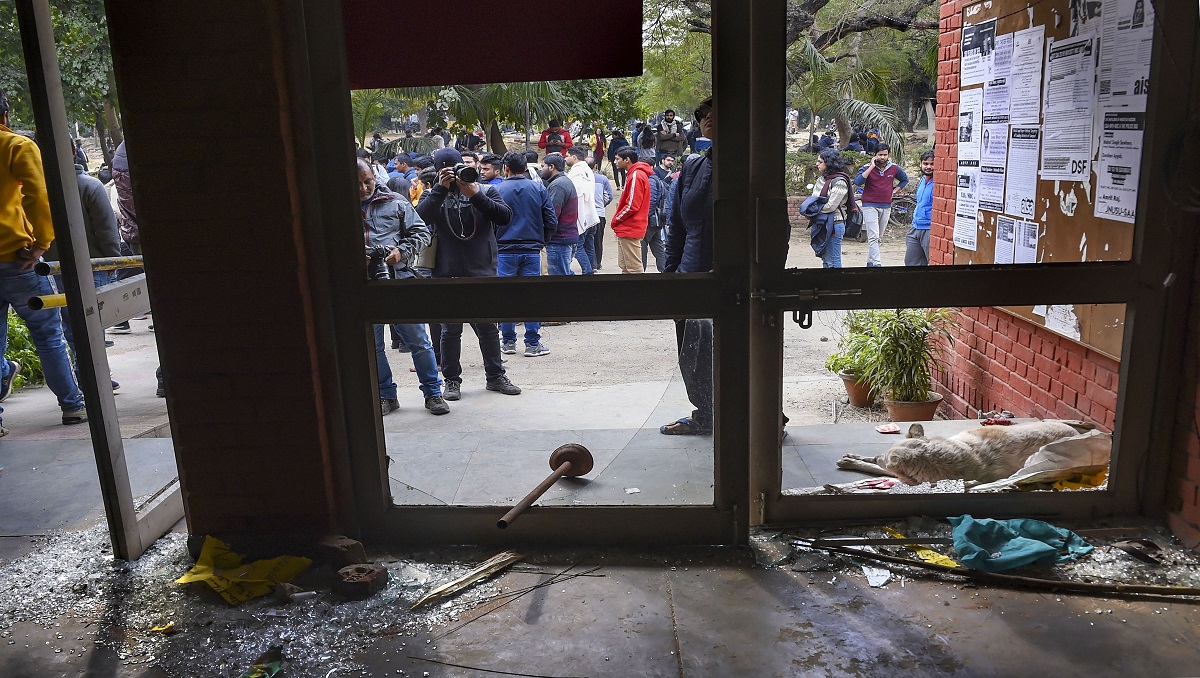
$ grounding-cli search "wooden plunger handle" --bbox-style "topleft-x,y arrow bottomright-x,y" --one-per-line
497,461 -> 572,529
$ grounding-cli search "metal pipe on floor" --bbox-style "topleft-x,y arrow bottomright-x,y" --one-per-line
498,444 -> 594,529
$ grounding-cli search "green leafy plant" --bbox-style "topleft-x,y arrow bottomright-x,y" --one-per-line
5,309 -> 46,389
858,308 -> 957,402
824,309 -> 885,378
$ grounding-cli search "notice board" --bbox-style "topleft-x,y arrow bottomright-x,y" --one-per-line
954,0 -> 1154,359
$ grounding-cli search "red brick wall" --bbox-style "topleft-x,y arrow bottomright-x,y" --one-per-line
106,4 -> 339,537
931,1 -> 1117,429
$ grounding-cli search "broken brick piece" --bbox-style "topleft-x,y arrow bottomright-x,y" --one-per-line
318,535 -> 367,568
333,564 -> 389,599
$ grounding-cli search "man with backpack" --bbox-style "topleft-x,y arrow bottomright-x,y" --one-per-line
641,159 -> 669,272
853,143 -> 908,267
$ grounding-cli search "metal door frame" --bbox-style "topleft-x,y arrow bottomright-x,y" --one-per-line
745,0 -> 1200,525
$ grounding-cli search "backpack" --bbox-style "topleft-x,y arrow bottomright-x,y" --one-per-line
648,173 -> 666,227
822,173 -> 864,240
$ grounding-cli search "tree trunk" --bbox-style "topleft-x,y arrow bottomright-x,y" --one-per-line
104,98 -> 123,146
834,114 -> 851,150
922,99 -> 936,134
94,110 -> 113,166
417,106 -> 428,134
487,119 -> 506,154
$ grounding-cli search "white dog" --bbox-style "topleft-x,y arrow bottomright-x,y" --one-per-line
836,420 -> 1096,485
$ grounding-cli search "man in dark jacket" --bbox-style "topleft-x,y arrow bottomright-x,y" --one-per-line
416,148 -> 521,400
606,129 -> 629,189
654,109 -> 687,158
358,159 -> 449,416
108,141 -> 141,334
660,97 -> 716,436
494,151 -> 556,357
539,153 -> 579,277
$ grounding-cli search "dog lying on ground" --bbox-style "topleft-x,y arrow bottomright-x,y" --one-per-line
836,420 -> 1096,485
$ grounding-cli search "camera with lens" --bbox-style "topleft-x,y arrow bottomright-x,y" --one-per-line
452,163 -> 478,183
365,245 -> 394,280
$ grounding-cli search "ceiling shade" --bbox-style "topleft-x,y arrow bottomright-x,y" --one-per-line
342,1 -> 643,89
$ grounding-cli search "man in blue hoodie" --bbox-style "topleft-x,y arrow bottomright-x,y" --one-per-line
494,151 -> 557,357
905,150 -> 935,266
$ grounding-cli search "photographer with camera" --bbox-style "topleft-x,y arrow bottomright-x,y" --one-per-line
416,148 -> 521,401
357,159 -> 450,416
853,144 -> 909,267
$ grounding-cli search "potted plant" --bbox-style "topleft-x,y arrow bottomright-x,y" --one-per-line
824,310 -> 879,408
858,308 -> 957,421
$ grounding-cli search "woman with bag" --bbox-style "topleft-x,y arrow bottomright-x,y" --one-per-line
808,149 -> 853,268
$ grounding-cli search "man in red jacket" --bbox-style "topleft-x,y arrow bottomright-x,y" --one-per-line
609,147 -> 653,274
537,120 -> 572,156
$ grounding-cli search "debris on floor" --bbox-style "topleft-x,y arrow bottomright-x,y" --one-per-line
239,644 -> 283,677
949,515 -> 1093,572
0,525 -> 519,675
175,536 -> 312,605
411,550 -> 523,610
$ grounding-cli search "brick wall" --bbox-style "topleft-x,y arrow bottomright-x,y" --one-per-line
931,0 -> 1117,429
105,4 -> 339,536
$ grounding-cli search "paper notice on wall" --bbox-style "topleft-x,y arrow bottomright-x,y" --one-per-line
1005,126 -> 1041,218
983,33 -> 1014,119
1095,108 -> 1144,223
1040,35 -> 1096,181
1014,219 -> 1039,264
995,214 -> 1017,264
1098,0 -> 1154,109
962,18 -> 998,87
954,161 -> 980,251
979,164 -> 1006,213
1070,0 -> 1104,37
1032,305 -> 1048,316
1009,26 -> 1045,125
981,122 -> 1008,165
958,88 -> 984,162
1044,305 -> 1082,341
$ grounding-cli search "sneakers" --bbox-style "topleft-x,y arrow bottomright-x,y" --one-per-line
380,398 -> 400,416
62,407 -> 88,425
486,375 -> 522,395
112,380 -> 120,391
156,383 -> 166,398
443,381 -> 461,401
0,360 -> 20,402
523,343 -> 550,357
0,424 -> 7,438
500,340 -> 517,355
425,395 -> 450,415
110,321 -> 132,334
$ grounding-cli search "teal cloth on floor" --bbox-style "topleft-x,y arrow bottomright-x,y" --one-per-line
949,515 -> 1093,572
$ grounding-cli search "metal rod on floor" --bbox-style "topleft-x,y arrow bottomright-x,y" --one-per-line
497,444 -> 594,529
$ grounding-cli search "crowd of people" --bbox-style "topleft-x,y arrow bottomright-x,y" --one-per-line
360,99 -> 719,436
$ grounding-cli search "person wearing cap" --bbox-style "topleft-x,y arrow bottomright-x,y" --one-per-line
0,87 -> 88,435
538,152 -> 579,277
416,148 -> 521,400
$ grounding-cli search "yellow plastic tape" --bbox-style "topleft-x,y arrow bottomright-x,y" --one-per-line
1052,469 -> 1108,490
176,536 -> 311,605
882,526 -> 960,568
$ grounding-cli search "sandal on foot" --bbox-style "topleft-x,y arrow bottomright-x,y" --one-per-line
659,417 -> 712,436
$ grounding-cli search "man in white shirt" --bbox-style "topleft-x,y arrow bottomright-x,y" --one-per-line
565,147 -> 600,274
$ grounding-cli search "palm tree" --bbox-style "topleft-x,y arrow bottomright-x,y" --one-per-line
788,40 -> 904,161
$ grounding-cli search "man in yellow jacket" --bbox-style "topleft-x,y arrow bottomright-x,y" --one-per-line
0,88 -> 87,435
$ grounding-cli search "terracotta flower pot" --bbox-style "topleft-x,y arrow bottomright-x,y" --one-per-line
883,392 -> 943,422
838,371 -> 876,408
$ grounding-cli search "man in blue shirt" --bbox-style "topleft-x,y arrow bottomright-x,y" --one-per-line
906,151 -> 935,266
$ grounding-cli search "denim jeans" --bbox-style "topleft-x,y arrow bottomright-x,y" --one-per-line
373,324 -> 398,401
821,220 -> 845,268
390,322 -> 442,398
545,243 -> 576,276
0,262 -> 85,420
497,252 -> 541,346
641,222 -> 666,272
574,228 -> 596,274
57,271 -> 114,360
440,321 -> 505,385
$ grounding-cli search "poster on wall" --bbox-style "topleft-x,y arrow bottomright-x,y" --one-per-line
1008,25 -> 1045,125
962,18 -> 998,87
995,215 -> 1017,264
1098,0 -> 1154,109
1095,109 -> 1144,223
1069,0 -> 1104,37
1004,126 -> 1041,218
954,161 -> 980,251
984,32 -> 1014,119
958,88 -> 985,161
1040,35 -> 1096,181
1014,219 -> 1040,264
979,164 -> 1006,213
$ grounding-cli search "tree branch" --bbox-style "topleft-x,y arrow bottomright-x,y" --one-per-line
811,0 -> 939,52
